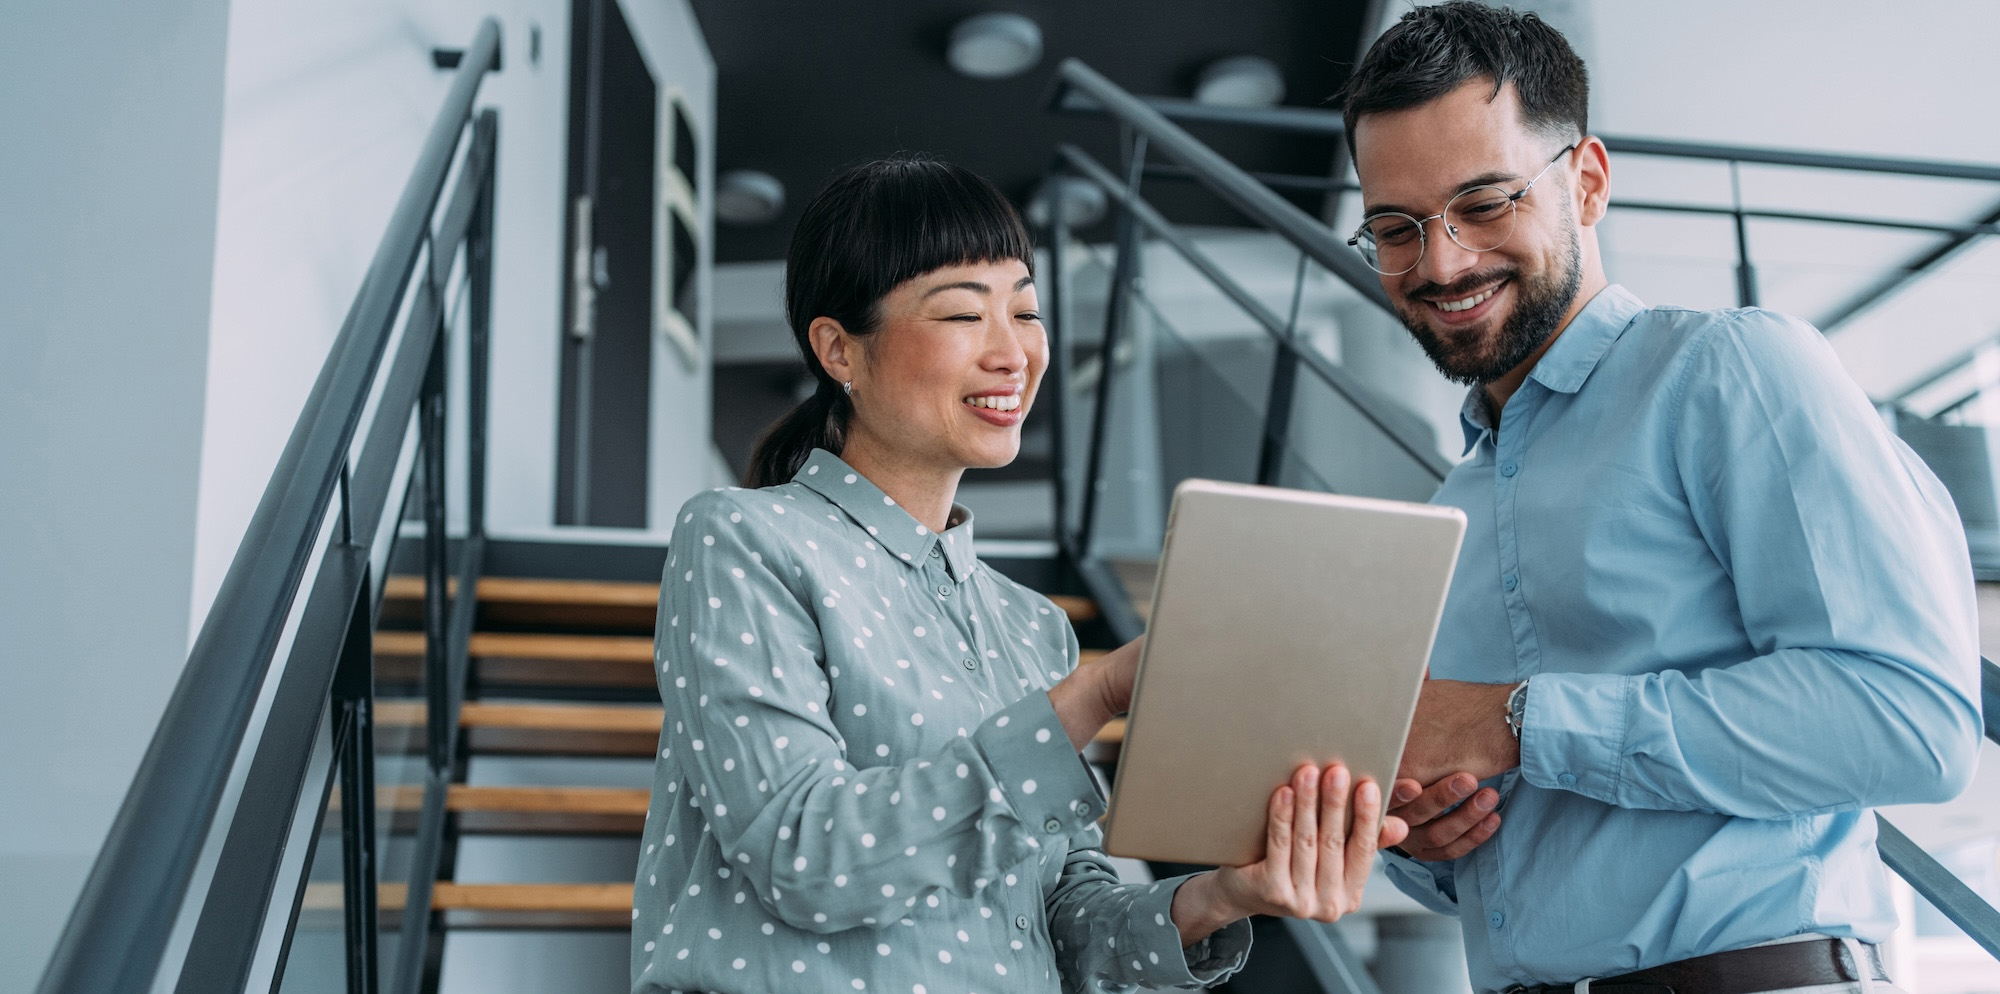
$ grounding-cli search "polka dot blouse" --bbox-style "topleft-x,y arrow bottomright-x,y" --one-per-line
632,449 -> 1251,993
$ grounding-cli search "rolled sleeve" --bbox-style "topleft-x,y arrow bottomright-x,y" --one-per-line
1382,851 -> 1461,914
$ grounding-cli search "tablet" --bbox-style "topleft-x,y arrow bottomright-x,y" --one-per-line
1102,479 -> 1466,867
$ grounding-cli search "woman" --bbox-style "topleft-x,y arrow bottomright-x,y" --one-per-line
632,158 -> 1405,994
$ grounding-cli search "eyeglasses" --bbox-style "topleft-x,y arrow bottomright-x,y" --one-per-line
1347,143 -> 1579,277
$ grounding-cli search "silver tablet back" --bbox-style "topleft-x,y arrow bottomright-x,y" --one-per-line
1103,479 -> 1466,867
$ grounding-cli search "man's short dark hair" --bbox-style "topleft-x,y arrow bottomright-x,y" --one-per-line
1340,1 -> 1589,156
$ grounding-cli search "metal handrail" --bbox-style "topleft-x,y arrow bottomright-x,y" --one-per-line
1055,87 -> 2000,184
36,19 -> 502,994
1056,143 -> 1452,484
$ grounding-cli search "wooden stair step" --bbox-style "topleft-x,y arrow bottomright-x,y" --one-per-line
382,575 -> 1102,630
302,881 -> 635,930
375,699 -> 1123,758
375,630 -> 656,689
355,784 -> 652,834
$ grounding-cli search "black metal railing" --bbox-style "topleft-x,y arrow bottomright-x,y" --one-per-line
36,19 -> 502,994
1040,56 -> 2000,992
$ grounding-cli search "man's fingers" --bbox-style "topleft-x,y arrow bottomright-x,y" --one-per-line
1406,786 -> 1498,852
1426,813 -> 1501,862
1391,779 -> 1423,806
1291,765 -> 1320,899
1388,773 -> 1478,826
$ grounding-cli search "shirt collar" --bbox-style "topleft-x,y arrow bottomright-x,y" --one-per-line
1455,284 -> 1647,454
791,448 -> 978,579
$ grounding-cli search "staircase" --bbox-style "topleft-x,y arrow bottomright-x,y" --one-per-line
369,571 -> 1120,937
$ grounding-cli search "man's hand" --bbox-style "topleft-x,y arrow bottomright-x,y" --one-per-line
1398,680 -> 1521,786
1387,773 -> 1500,862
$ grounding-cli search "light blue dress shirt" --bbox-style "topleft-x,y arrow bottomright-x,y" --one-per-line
1386,285 -> 1984,992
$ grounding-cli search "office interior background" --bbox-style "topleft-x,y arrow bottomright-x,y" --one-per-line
5,1 -> 2000,992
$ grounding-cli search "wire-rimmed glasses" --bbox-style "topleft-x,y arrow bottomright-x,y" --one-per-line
1347,143 -> 1579,277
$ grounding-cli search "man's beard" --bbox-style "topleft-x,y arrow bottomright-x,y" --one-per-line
1393,217 -> 1583,387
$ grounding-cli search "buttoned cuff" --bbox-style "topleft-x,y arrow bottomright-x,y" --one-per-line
972,693 -> 1107,839
1382,850 -> 1461,911
1130,874 -> 1253,987
1518,671 -> 1637,805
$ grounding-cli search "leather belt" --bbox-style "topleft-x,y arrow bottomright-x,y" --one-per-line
1507,938 -> 1889,994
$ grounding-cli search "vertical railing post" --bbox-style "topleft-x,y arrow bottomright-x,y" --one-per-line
334,573 -> 381,994
1730,161 -> 1759,308
419,322 -> 450,774
1078,128 -> 1147,557
466,110 -> 497,542
1043,172 -> 1075,555
1255,252 -> 1310,486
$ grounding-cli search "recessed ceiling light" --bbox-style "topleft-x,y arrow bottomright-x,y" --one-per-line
947,12 -> 1043,80
715,170 -> 786,226
1195,55 -> 1285,107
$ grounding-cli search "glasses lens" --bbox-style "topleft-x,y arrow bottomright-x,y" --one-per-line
1359,214 -> 1423,275
1445,188 -> 1516,252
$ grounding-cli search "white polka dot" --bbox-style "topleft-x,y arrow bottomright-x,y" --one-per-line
845,474 -> 857,483
896,658 -> 911,669
955,763 -> 969,777
794,856 -> 808,871
1005,873 -> 1017,886
733,716 -> 749,728
997,964 -> 1008,976
793,961 -> 806,973
691,739 -> 704,751
714,804 -> 727,816
1022,779 -> 1038,794
807,540 -> 818,550
883,495 -> 895,505
707,596 -> 721,609
1036,728 -> 1051,743
683,513 -> 693,523
853,704 -> 867,716
876,743 -> 890,756
708,927 -> 721,939
938,951 -> 951,964
913,626 -> 926,637
878,942 -> 892,955
996,716 -> 1010,727
773,504 -> 786,514
834,874 -> 848,887
732,957 -> 746,969
703,535 -> 714,546
856,556 -> 867,567
775,736 -> 789,749
852,980 -> 866,991
932,806 -> 947,821
808,465 -> 820,474
910,712 -> 924,726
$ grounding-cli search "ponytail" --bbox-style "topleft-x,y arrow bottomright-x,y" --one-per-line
745,381 -> 849,488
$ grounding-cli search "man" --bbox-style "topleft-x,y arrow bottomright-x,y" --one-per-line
1343,4 -> 1985,993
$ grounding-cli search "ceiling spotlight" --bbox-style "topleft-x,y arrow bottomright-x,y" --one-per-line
1194,55 -> 1286,107
1026,176 -> 1108,230
947,12 -> 1043,80
715,169 -> 786,226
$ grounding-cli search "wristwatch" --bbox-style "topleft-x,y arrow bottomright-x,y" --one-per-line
1504,679 -> 1531,739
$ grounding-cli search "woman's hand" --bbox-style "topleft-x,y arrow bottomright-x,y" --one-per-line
1047,636 -> 1143,751
1169,764 -> 1407,943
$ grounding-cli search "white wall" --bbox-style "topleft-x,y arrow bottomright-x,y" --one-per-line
191,0 -> 718,629
0,2 -> 232,989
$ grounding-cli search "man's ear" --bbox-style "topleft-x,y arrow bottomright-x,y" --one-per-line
809,317 -> 858,387
1574,135 -> 1611,227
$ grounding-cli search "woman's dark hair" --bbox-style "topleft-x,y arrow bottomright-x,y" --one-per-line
1339,1 -> 1589,156
745,157 -> 1034,488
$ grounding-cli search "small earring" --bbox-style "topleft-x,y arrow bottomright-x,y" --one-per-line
842,380 -> 854,397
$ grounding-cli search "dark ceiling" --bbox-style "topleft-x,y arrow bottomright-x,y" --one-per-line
690,1 -> 1373,263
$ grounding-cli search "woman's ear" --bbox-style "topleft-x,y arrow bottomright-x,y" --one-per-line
809,317 -> 858,387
